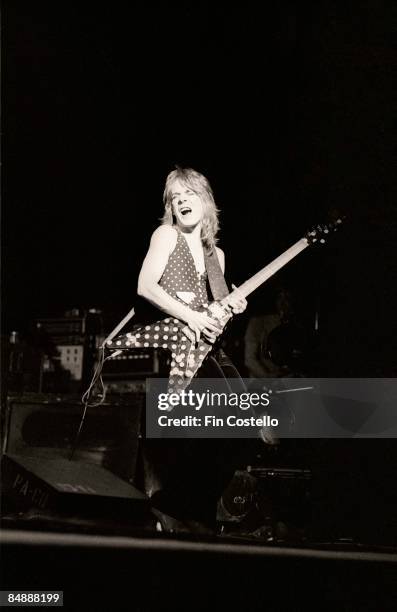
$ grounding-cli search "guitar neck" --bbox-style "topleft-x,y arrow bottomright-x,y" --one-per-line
227,237 -> 309,300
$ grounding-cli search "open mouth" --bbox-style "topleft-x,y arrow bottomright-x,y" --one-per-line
180,206 -> 192,216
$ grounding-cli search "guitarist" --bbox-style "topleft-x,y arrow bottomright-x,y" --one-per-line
137,167 -> 246,343
137,166 -> 250,534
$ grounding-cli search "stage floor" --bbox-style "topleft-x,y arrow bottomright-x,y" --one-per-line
2,524 -> 397,612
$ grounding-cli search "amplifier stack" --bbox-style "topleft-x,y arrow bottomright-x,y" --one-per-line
102,348 -> 169,394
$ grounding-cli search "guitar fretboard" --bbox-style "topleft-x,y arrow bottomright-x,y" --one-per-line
226,237 -> 308,300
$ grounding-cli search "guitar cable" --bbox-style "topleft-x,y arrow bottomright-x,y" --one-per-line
68,347 -> 115,460
69,306 -> 136,461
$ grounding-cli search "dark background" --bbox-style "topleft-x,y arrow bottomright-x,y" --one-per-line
3,1 -> 397,376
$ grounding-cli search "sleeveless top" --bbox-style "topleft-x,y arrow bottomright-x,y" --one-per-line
159,230 -> 210,311
108,227 -> 231,377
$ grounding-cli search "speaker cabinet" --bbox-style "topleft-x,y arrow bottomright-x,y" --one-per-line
2,453 -> 149,518
3,393 -> 144,485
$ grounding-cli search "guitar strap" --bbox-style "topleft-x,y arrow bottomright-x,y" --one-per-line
204,247 -> 229,301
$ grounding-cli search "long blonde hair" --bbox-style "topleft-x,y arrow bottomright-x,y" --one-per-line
162,167 -> 220,253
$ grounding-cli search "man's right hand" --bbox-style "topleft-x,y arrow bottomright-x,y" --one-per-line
183,310 -> 222,344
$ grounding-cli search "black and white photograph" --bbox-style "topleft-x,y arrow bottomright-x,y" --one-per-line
2,2 -> 397,610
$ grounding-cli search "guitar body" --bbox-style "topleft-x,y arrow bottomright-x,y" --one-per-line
106,300 -> 233,393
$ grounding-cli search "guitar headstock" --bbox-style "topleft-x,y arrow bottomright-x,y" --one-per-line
305,216 -> 345,245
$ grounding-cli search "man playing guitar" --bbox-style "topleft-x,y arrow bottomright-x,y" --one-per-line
135,166 -> 249,534
105,166 -> 341,533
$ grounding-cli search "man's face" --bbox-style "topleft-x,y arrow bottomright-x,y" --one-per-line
169,179 -> 204,229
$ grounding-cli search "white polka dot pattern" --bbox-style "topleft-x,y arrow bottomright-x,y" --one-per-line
106,230 -> 216,393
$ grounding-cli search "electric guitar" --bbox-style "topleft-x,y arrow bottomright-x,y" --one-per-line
106,219 -> 343,394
